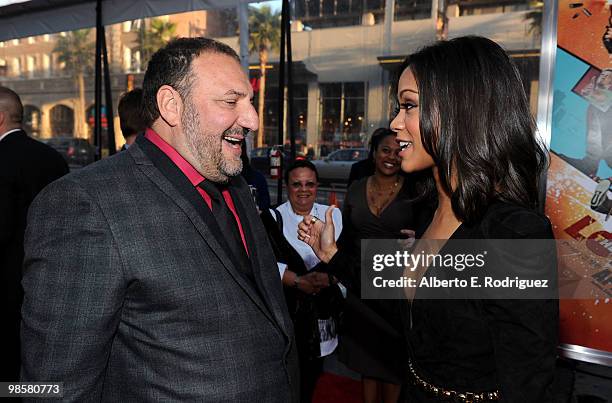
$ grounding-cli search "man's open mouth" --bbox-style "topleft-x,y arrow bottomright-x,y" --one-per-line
223,135 -> 243,148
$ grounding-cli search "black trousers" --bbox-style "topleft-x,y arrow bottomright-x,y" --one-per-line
300,354 -> 324,403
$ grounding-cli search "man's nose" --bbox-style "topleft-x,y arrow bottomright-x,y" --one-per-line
238,102 -> 259,132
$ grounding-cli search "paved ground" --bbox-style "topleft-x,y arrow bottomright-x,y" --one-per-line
322,353 -> 612,402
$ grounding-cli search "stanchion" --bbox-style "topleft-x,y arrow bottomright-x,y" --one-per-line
328,187 -> 338,207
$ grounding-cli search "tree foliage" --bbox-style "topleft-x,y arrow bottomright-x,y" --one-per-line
246,5 -> 281,146
248,5 -> 281,55
53,29 -> 95,138
524,1 -> 543,37
139,18 -> 177,69
53,29 -> 95,75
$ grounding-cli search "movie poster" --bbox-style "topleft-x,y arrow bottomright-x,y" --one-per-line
547,0 -> 612,354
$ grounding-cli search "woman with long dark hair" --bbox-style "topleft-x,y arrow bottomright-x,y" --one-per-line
298,36 -> 558,402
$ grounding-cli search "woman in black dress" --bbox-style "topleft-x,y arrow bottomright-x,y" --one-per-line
339,129 -> 428,403
299,36 -> 558,402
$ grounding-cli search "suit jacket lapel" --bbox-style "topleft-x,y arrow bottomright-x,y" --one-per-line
128,140 -> 281,332
229,179 -> 293,337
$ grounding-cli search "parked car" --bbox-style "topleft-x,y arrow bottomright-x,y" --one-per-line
44,137 -> 96,169
311,148 -> 368,185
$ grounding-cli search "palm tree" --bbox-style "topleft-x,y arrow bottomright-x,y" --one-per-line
248,5 -> 281,148
139,18 -> 177,70
53,29 -> 95,139
524,1 -> 544,39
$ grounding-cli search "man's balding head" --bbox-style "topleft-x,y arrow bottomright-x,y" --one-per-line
0,86 -> 23,132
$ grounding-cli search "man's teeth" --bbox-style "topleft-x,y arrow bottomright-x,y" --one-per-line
223,136 -> 242,146
384,162 -> 395,168
398,141 -> 413,151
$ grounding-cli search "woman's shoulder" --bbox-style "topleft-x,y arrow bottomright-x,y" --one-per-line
478,201 -> 553,239
345,176 -> 368,202
348,176 -> 368,191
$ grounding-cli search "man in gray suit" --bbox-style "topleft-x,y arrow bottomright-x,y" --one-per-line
21,37 -> 299,402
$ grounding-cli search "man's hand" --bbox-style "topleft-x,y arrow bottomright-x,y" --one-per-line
581,76 -> 596,96
297,205 -> 338,263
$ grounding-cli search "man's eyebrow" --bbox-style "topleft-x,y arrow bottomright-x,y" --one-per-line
224,90 -> 248,97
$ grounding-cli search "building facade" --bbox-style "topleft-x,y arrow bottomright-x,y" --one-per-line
0,1 -> 541,155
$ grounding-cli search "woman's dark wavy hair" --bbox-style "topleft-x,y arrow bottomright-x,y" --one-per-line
394,36 -> 547,223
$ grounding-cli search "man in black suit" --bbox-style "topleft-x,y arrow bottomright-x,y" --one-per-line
21,38 -> 299,401
0,86 -> 68,382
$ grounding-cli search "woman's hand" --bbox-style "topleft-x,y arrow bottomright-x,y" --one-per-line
297,205 -> 339,263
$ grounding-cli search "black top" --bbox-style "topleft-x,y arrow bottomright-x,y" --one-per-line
347,158 -> 374,187
344,176 -> 427,240
329,200 -> 558,401
333,176 -> 433,382
406,202 -> 558,402
0,130 -> 68,308
338,176 -> 433,286
0,130 -> 68,380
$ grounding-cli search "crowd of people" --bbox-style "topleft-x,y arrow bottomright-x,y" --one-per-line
0,34 -> 559,402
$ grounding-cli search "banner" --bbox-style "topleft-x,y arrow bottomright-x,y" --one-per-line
547,0 -> 612,356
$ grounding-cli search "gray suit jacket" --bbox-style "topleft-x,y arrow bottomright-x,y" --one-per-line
21,139 -> 299,402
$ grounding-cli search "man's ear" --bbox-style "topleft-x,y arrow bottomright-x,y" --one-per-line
156,85 -> 182,127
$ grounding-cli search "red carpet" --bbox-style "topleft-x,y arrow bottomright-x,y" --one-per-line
313,372 -> 363,403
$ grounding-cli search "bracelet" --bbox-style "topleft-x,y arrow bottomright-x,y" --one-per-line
293,275 -> 300,289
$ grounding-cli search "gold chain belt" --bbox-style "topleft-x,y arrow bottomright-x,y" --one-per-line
408,361 -> 501,403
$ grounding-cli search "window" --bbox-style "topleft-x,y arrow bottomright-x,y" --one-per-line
42,54 -> 50,77
292,84 -> 308,149
394,0 -> 432,21
319,82 -> 366,155
123,46 -> 132,71
329,149 -> 350,161
26,55 -> 35,77
11,58 -> 20,77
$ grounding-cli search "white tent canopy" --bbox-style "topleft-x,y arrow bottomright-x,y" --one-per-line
0,0 -> 261,41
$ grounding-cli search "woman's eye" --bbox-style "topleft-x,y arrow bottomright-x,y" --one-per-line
399,102 -> 417,111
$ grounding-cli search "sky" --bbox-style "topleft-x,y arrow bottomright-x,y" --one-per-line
252,0 -> 281,12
